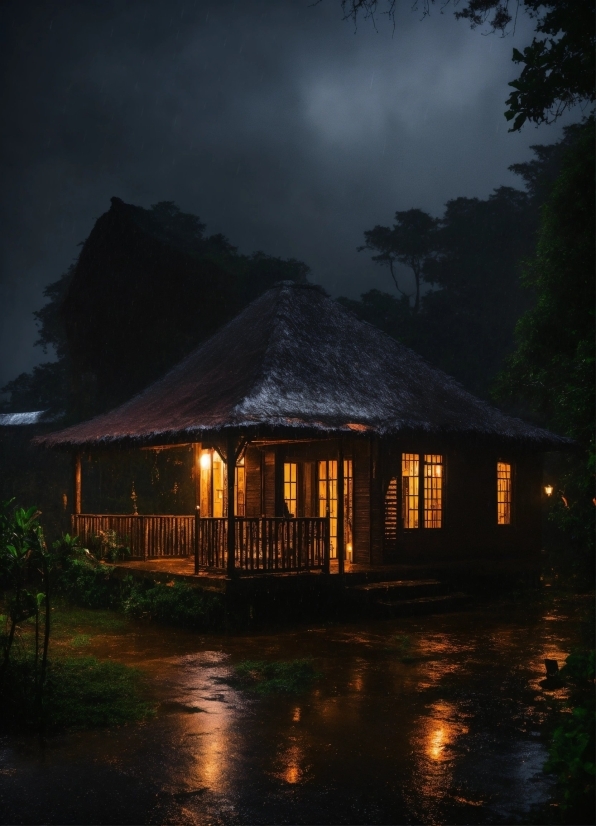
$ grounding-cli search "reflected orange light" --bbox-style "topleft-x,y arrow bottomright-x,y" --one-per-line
292,707 -> 301,722
277,743 -> 304,785
428,726 -> 446,761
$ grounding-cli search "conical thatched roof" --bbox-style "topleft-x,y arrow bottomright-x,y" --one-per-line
38,282 -> 569,450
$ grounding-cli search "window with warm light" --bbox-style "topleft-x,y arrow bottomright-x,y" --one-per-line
497,461 -> 512,524
402,453 -> 419,529
319,460 -> 338,556
401,453 -> 443,529
424,454 -> 443,528
284,462 -> 297,517
318,459 -> 353,560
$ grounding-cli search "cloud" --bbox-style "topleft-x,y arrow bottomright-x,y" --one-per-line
0,0 -> 575,388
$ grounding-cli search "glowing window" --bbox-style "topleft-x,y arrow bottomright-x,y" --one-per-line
402,453 -> 419,529
284,462 -> 297,518
497,462 -> 512,525
424,454 -> 443,528
319,460 -> 338,557
318,459 -> 352,560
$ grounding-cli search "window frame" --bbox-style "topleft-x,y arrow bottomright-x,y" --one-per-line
400,452 -> 445,530
496,459 -> 514,526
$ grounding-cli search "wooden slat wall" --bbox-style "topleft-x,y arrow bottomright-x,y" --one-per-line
353,439 -> 371,565
263,449 -> 276,517
370,439 -> 384,565
245,446 -> 262,517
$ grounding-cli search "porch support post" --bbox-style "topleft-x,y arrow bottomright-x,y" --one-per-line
73,451 -> 82,516
226,432 -> 236,579
193,443 -> 201,575
337,439 -> 345,576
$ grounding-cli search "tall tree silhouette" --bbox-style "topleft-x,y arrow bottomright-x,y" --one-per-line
359,209 -> 438,314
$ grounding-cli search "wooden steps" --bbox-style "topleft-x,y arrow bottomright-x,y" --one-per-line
346,578 -> 472,616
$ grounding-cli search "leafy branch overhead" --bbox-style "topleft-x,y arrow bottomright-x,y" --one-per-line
340,0 -> 595,130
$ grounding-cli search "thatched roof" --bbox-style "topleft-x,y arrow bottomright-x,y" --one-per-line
37,282 -> 569,450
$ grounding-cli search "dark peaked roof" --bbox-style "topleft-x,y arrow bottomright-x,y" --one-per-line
38,282 -> 569,450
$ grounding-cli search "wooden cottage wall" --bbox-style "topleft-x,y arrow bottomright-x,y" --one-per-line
382,440 -> 543,571
245,446 -> 262,517
352,438 -> 371,565
263,449 -> 276,517
369,438 -> 384,566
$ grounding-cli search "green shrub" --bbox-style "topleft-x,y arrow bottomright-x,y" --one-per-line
230,658 -> 320,694
123,580 -> 223,630
57,558 -> 119,609
545,646 -> 595,822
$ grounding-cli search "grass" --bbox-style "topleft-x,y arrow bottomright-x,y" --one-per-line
1,602 -> 152,733
230,658 -> 320,694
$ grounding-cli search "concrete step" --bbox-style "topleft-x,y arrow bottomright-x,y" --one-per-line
375,592 -> 472,616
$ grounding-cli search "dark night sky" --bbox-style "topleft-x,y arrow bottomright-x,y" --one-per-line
0,0 -> 576,390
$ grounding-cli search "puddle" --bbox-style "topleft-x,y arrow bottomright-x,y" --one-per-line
0,594 -> 586,824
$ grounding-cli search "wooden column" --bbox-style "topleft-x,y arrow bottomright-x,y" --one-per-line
226,433 -> 236,579
73,451 -> 82,516
337,440 -> 345,575
193,443 -> 201,575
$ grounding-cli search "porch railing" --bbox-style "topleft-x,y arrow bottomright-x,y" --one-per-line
72,514 -> 195,559
198,517 -> 330,573
71,514 -> 330,574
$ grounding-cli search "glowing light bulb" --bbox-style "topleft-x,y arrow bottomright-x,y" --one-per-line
200,452 -> 211,469
544,484 -> 553,497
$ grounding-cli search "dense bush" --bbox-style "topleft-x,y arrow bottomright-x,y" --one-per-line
123,579 -> 224,630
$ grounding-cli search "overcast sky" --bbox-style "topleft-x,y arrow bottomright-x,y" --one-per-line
0,0 -> 575,389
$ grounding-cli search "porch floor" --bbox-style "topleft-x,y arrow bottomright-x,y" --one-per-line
109,556 -> 436,591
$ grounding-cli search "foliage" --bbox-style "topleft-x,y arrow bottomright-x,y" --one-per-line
230,658 -> 320,694
0,500 -> 51,735
1,654 -> 152,732
504,0 -> 595,131
123,580 -> 224,630
496,119 -> 595,576
544,646 -> 595,822
86,529 -> 131,563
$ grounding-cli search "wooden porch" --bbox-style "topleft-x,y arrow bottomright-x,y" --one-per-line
72,512 -> 331,576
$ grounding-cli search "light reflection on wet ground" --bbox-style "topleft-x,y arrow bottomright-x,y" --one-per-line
0,593 -> 588,825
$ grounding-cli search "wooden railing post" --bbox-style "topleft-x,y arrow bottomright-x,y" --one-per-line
323,510 -> 331,574
194,505 -> 200,575
226,433 -> 236,579
73,451 -> 82,516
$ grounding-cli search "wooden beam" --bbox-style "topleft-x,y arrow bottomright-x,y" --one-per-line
73,451 -> 82,515
226,432 -> 236,579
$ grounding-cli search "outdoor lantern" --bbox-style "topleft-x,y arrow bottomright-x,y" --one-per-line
544,484 -> 553,497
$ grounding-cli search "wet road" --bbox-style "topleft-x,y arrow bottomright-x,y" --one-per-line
0,592 -> 584,824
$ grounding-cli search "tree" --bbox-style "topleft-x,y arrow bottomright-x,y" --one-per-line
339,1 -> 595,131
1,199 -> 310,420
358,209 -> 438,313
496,118 -> 595,574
